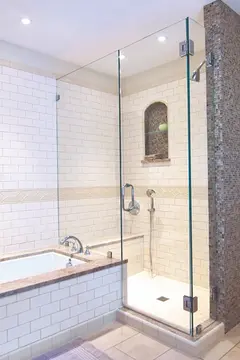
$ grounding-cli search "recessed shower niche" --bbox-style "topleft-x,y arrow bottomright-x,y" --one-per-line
144,101 -> 168,162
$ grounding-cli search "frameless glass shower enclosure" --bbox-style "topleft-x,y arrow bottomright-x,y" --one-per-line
56,18 -> 210,336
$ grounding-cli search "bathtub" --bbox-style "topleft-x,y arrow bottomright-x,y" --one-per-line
0,251 -> 84,283
0,247 -> 126,360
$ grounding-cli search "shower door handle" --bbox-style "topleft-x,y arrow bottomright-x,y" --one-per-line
122,183 -> 135,212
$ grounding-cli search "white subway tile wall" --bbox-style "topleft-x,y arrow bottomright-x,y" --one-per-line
0,266 -> 123,358
57,80 -> 120,243
122,75 -> 209,288
0,64 -> 208,288
0,65 -> 58,254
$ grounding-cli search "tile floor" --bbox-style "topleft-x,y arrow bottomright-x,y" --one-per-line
127,271 -> 209,332
35,321 -> 240,360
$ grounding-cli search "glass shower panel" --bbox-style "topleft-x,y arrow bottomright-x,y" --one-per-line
188,19 -> 211,334
119,20 -> 193,334
56,52 -> 122,261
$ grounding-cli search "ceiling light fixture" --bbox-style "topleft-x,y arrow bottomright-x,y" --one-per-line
158,36 -> 166,43
119,53 -> 125,60
21,18 -> 31,25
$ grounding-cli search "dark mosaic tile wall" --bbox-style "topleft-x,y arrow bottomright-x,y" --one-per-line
204,0 -> 240,332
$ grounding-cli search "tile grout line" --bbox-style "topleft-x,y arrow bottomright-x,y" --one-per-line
112,325 -> 174,360
218,341 -> 240,360
111,346 -> 136,359
112,331 -> 140,349
152,347 -> 172,359
99,326 -> 140,353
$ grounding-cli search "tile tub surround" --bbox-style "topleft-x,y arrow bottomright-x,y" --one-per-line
57,80 -> 120,245
204,0 -> 240,331
0,66 -> 120,256
89,234 -> 144,276
0,246 -> 127,298
0,260 -> 126,359
0,65 -> 58,255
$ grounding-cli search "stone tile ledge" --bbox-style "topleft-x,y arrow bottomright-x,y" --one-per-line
0,246 -> 127,298
88,233 -> 144,249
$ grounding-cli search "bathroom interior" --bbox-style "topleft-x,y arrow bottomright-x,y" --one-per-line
57,18 -> 209,335
1,1 -> 240,358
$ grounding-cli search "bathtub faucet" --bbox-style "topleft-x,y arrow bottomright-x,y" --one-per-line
60,235 -> 84,254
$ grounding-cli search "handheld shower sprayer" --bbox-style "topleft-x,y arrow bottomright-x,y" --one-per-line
146,189 -> 156,212
146,189 -> 156,278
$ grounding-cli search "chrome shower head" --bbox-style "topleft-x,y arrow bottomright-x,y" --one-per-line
191,69 -> 200,82
146,189 -> 156,197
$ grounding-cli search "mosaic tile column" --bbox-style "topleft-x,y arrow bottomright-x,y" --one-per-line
204,0 -> 240,332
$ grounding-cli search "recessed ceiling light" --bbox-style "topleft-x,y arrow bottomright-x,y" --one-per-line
158,36 -> 166,43
21,18 -> 31,25
119,53 -> 125,60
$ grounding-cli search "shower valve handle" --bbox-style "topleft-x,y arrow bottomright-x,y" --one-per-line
122,183 -> 135,212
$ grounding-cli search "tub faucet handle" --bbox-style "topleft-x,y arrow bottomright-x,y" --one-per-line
71,245 -> 77,252
84,246 -> 90,255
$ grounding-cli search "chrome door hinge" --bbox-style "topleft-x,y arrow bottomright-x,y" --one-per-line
183,295 -> 198,313
179,39 -> 194,57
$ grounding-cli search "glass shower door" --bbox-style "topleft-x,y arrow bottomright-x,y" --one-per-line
118,19 -> 196,335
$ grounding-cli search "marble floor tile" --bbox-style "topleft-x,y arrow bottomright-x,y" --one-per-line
115,333 -> 169,360
155,349 -> 199,360
221,347 -> 240,359
90,325 -> 138,351
105,347 -> 134,359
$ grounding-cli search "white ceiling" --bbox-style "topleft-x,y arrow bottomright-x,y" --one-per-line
0,0 -> 239,77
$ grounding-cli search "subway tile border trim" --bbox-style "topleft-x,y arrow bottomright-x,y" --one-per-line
0,186 -> 208,205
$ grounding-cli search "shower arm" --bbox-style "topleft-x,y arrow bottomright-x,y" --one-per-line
196,60 -> 206,72
122,183 -> 135,212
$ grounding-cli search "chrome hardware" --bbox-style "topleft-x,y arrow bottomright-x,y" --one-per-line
196,324 -> 202,335
71,245 -> 77,252
66,258 -> 73,268
60,235 -> 84,254
84,246 -> 90,255
107,251 -> 112,259
179,39 -> 194,57
191,52 -> 214,83
183,295 -> 198,313
122,183 -> 140,215
146,189 -> 156,213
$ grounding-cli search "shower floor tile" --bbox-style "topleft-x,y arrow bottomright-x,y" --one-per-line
127,271 -> 210,332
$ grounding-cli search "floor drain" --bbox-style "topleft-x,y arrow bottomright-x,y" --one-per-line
157,296 -> 169,302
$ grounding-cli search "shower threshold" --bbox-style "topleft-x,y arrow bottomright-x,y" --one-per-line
117,307 -> 223,357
